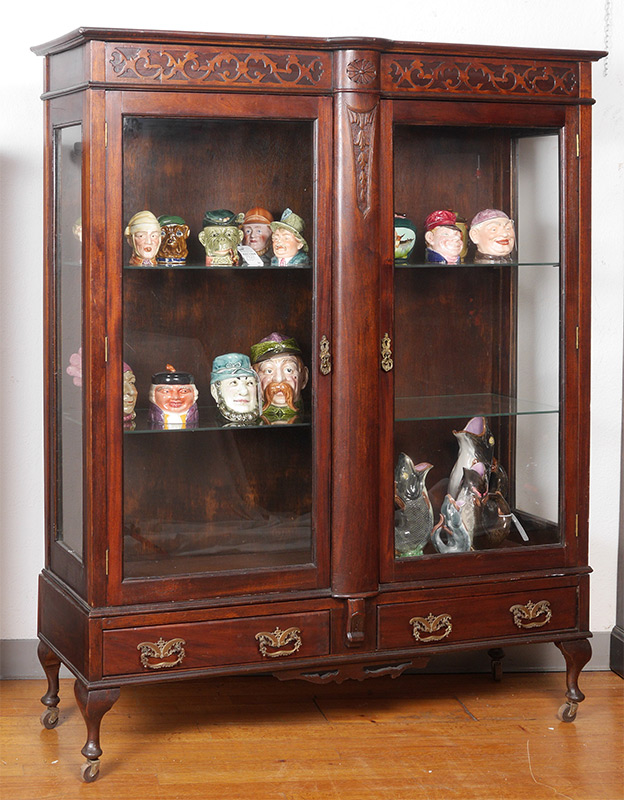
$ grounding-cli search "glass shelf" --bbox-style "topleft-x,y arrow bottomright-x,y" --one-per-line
395,261 -> 559,269
124,264 -> 312,271
395,393 -> 559,422
125,406 -> 311,433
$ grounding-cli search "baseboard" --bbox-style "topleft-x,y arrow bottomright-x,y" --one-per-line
610,625 -> 624,677
0,633 -> 614,680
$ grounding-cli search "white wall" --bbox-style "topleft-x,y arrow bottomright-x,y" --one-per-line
1,0 -> 622,641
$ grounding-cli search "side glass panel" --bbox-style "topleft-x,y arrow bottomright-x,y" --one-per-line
54,124 -> 84,558
121,117 -> 315,579
393,126 -> 560,562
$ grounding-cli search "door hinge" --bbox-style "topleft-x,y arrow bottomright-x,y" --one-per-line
575,515 -> 579,538
576,134 -> 580,158
575,326 -> 579,350
104,336 -> 109,362
105,548 -> 109,575
105,121 -> 108,148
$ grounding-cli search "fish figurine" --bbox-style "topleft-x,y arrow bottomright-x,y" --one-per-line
394,455 -> 434,558
474,488 -> 512,549
431,494 -> 472,553
448,416 -> 496,499
432,462 -> 512,553
432,464 -> 487,553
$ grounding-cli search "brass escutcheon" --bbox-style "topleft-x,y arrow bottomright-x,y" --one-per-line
509,600 -> 552,629
409,613 -> 453,642
319,335 -> 331,375
137,637 -> 186,669
255,626 -> 303,658
381,333 -> 393,372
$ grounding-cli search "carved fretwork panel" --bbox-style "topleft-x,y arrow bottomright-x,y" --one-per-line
383,56 -> 579,97
106,45 -> 331,90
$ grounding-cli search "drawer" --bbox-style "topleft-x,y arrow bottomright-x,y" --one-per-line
377,587 -> 578,650
103,610 -> 330,676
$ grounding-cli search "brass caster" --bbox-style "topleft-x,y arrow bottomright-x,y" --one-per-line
557,701 -> 578,722
40,707 -> 59,729
81,759 -> 100,782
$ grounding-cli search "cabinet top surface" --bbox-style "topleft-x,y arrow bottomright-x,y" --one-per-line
32,26 -> 607,61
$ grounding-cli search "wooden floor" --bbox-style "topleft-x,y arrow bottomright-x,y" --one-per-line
1,672 -> 622,800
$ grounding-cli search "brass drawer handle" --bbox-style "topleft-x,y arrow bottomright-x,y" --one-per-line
409,613 -> 452,643
137,637 -> 186,669
509,600 -> 552,629
319,334 -> 331,375
255,626 -> 303,658
381,333 -> 393,372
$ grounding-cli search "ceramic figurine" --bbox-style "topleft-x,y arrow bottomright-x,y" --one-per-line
210,353 -> 261,423
123,362 -> 138,425
476,486 -> 512,549
448,416 -> 496,499
469,208 -> 516,263
453,212 -> 469,262
431,494 -> 472,553
394,454 -> 434,557
394,214 -> 417,261
270,209 -> 309,266
125,210 -> 161,266
424,210 -> 463,264
157,215 -> 190,264
198,209 -> 244,266
148,365 -> 198,429
431,466 -> 484,554
250,332 -> 309,421
239,207 -> 274,266
66,347 -> 82,387
432,461 -> 512,553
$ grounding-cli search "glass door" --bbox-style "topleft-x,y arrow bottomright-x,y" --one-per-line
108,92 -> 332,602
381,102 -> 570,582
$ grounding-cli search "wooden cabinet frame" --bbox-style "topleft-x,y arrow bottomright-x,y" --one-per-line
33,29 -> 604,781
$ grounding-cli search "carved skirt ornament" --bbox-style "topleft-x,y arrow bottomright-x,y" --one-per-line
108,46 -> 327,88
385,57 -> 578,96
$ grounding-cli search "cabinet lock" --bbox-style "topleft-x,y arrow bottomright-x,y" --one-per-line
381,333 -> 393,372
319,334 -> 331,375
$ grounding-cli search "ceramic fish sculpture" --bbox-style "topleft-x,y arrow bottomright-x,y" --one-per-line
394,455 -> 434,557
432,464 -> 486,553
432,462 -> 513,553
448,416 -> 496,499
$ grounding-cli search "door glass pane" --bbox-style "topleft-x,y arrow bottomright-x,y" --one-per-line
55,124 -> 84,558
121,116 -> 315,579
393,126 -> 560,561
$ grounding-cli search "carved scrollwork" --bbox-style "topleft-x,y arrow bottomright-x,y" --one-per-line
346,104 -> 378,217
137,637 -> 186,669
386,57 -> 578,97
409,613 -> 453,643
509,600 -> 553,629
255,626 -> 303,658
108,46 -> 326,88
346,58 -> 377,85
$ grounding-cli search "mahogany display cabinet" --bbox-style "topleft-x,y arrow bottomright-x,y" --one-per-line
33,28 -> 604,781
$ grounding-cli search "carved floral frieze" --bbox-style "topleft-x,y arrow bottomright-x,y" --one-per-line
384,56 -> 578,96
107,46 -> 328,88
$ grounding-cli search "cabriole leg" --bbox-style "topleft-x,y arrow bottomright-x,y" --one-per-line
37,640 -> 61,729
74,680 -> 121,782
554,638 -> 592,722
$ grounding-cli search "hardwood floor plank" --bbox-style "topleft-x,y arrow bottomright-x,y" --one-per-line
1,673 -> 622,800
